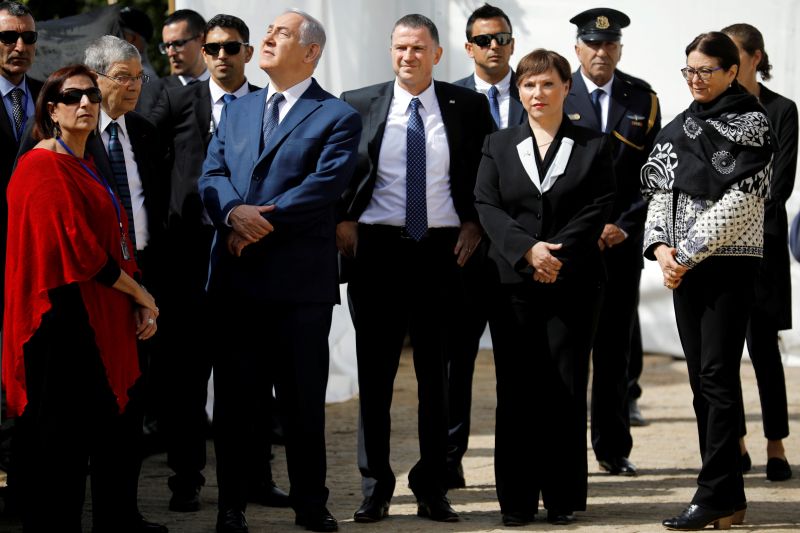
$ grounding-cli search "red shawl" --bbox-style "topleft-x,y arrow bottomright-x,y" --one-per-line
3,148 -> 140,417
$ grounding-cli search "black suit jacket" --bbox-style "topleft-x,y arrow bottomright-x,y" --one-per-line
339,80 -> 494,224
474,120 -> 616,285
146,79 -> 261,227
564,70 -> 660,251
452,70 -> 527,128
135,74 -> 183,115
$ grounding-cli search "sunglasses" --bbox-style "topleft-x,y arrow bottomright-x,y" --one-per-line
0,30 -> 38,45
158,35 -> 200,54
55,87 -> 102,105
202,41 -> 248,56
470,32 -> 512,48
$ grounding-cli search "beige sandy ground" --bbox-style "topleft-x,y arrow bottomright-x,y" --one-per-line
2,350 -> 799,532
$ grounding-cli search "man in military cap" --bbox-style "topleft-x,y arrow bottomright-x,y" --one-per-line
565,7 -> 661,477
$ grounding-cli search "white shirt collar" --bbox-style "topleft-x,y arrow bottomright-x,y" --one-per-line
580,70 -> 614,95
392,78 -> 437,113
178,68 -> 210,86
209,77 -> 251,104
100,109 -> 128,137
266,76 -> 313,105
473,69 -> 512,96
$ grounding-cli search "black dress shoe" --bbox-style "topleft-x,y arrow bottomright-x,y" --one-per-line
216,508 -> 248,533
662,504 -> 733,530
502,511 -> 535,526
168,481 -> 201,512
598,456 -> 637,476
248,480 -> 290,507
353,496 -> 389,523
295,508 -> 338,532
766,457 -> 792,481
416,495 -> 459,522
629,398 -> 649,427
93,515 -> 169,533
445,462 -> 466,489
740,452 -> 752,473
546,510 -> 575,525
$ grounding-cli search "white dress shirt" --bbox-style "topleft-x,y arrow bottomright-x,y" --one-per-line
209,77 -> 252,129
178,68 -> 210,86
359,80 -> 459,228
580,70 -> 614,132
99,111 -> 149,250
473,69 -> 513,129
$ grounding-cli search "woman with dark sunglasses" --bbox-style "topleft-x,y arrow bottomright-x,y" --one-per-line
3,64 -> 162,533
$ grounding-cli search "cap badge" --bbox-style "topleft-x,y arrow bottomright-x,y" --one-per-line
595,16 -> 610,29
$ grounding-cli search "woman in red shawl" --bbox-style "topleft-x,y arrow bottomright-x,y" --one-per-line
2,65 -> 160,533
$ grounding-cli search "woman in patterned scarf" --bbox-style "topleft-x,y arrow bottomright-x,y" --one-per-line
641,32 -> 773,531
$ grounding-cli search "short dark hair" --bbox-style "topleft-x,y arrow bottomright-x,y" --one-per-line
685,32 -> 740,72
33,65 -> 98,141
465,3 -> 512,41
393,14 -> 439,45
163,9 -> 206,37
0,1 -> 31,17
516,49 -> 572,85
722,23 -> 772,81
205,14 -> 249,43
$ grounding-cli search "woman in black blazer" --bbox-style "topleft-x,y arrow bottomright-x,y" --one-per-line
474,49 -> 615,527
722,23 -> 796,483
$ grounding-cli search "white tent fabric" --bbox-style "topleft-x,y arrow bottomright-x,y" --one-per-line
179,0 -> 800,403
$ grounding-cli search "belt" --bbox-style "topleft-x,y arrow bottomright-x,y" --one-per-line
359,224 -> 459,241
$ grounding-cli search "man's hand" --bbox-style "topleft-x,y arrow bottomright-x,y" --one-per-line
336,221 -> 358,258
227,231 -> 252,257
229,204 -> 276,242
599,223 -> 627,249
454,221 -> 482,267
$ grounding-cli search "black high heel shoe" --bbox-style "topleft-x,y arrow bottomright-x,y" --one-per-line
662,504 -> 734,531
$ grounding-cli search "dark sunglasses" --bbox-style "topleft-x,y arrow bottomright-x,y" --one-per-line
470,32 -> 512,48
158,35 -> 200,54
202,41 -> 248,56
55,87 -> 102,105
0,30 -> 38,45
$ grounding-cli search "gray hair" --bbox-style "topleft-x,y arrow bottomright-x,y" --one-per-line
84,35 -> 140,74
288,9 -> 326,52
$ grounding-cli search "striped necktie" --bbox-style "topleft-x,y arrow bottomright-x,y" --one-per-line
107,121 -> 137,251
262,92 -> 285,150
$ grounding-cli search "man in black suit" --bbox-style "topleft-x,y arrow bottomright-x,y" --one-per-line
446,3 -> 524,489
339,13 -> 493,524
136,9 -> 208,114
0,1 -> 40,328
147,14 -> 288,516
564,8 -> 661,476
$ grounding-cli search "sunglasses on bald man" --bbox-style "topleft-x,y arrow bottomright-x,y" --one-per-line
0,30 -> 38,45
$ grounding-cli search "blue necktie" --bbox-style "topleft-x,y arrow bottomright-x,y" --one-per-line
262,92 -> 285,150
488,85 -> 501,128
222,93 -> 236,105
107,122 -> 136,251
590,88 -> 604,131
405,97 -> 427,241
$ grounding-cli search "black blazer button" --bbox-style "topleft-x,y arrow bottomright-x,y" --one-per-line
536,212 -> 541,219
534,233 -> 540,238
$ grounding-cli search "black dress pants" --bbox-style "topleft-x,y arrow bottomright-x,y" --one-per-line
493,279 -> 602,515
348,224 -> 459,501
13,284 -> 142,533
211,295 -> 332,515
673,256 -> 757,510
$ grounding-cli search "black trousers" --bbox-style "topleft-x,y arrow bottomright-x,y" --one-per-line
211,295 -> 332,515
493,279 -> 602,515
673,256 -> 757,510
590,244 -> 641,460
627,312 -> 644,400
348,224 -> 459,501
13,284 -> 143,533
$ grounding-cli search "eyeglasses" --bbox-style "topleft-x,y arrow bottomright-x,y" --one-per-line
0,30 -> 38,45
55,87 -> 102,105
681,66 -> 723,81
202,41 -> 248,56
158,35 -> 200,54
97,71 -> 150,85
470,32 -> 512,48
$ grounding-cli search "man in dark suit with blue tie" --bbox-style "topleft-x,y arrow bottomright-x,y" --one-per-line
447,3 -> 525,488
564,8 -> 661,477
338,13 -> 493,524
199,9 -> 361,533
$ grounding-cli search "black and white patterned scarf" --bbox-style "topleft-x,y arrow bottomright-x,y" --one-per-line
641,82 -> 773,201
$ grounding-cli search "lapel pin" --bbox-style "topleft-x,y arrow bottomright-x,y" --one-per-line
568,113 -> 580,120
449,99 -> 455,104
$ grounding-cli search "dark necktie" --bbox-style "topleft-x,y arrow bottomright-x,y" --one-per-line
107,122 -> 137,251
222,93 -> 236,105
488,85 -> 501,128
10,87 -> 24,139
405,97 -> 427,241
590,88 -> 604,131
262,92 -> 285,150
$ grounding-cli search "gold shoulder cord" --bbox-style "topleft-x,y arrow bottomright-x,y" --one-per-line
611,92 -> 658,151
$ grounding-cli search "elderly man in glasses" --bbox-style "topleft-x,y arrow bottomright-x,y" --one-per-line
564,7 -> 662,478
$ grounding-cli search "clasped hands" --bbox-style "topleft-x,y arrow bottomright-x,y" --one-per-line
526,241 -> 563,284
133,284 -> 159,341
598,223 -> 626,250
226,204 -> 276,257
654,244 -> 688,290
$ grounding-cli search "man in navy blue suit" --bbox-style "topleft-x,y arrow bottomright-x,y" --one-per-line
199,9 -> 361,533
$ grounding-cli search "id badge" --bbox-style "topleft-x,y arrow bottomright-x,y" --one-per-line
121,234 -> 131,261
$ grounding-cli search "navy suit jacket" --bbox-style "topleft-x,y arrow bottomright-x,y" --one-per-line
452,70 -> 526,128
199,79 -> 362,304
